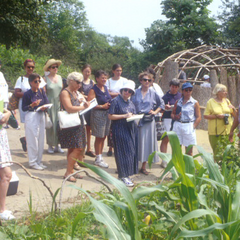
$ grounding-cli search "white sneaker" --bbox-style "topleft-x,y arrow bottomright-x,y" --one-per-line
54,146 -> 64,153
39,163 -> 47,169
16,126 -> 21,130
30,164 -> 44,171
47,146 -> 54,154
94,159 -> 109,168
160,160 -> 167,168
0,210 -> 15,220
122,177 -> 134,187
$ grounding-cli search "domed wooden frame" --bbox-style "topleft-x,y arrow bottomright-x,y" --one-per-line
155,45 -> 240,81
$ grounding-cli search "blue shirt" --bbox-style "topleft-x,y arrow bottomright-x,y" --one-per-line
177,96 -> 197,122
131,87 -> 164,114
92,84 -> 111,105
162,91 -> 182,119
22,88 -> 49,112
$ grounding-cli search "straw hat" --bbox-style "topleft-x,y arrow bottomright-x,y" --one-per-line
43,59 -> 62,71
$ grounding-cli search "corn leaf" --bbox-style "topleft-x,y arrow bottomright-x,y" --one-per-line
177,222 -> 234,239
70,185 -> 131,240
76,162 -> 141,240
168,209 -> 225,239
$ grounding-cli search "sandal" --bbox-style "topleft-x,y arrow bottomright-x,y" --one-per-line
20,137 -> 27,152
140,168 -> 149,175
74,164 -> 81,170
85,151 -> 96,158
107,151 -> 113,156
74,173 -> 83,179
63,176 -> 77,182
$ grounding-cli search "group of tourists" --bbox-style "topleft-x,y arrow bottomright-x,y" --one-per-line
0,58 -> 239,221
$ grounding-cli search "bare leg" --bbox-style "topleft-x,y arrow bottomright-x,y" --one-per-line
95,137 -> 106,155
160,136 -> 169,153
0,167 -> 12,212
64,148 -> 83,177
86,126 -> 92,152
186,146 -> 193,156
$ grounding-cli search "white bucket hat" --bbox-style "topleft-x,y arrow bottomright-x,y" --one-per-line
43,59 -> 62,71
120,80 -> 136,93
203,75 -> 210,80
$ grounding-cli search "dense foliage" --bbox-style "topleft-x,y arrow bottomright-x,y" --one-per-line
1,0 -> 240,84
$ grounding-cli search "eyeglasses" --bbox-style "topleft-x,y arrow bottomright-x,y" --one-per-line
142,78 -> 152,82
51,66 -> 58,69
184,88 -> 192,92
34,80 -> 41,83
123,88 -> 134,94
27,66 -> 35,69
75,80 -> 82,84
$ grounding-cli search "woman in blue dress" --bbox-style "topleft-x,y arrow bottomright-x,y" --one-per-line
108,81 -> 138,187
131,72 -> 164,175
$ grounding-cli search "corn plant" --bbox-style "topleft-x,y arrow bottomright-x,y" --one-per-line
148,131 -> 240,239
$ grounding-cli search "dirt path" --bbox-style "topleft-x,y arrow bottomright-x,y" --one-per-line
6,119 -> 212,219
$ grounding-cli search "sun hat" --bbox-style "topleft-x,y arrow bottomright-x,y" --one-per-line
182,82 -> 193,90
43,59 -> 62,71
203,74 -> 210,80
120,80 -> 136,93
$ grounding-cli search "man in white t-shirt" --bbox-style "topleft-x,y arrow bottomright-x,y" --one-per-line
201,75 -> 211,88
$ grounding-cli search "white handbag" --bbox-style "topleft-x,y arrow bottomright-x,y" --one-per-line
58,111 -> 81,129
45,112 -> 53,129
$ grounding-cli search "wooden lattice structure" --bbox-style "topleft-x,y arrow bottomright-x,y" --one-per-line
155,45 -> 240,81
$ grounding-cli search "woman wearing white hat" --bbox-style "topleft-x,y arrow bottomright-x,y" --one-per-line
43,59 -> 64,154
108,80 -> 138,187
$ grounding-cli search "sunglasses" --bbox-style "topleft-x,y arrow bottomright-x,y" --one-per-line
75,80 -> 82,84
142,78 -> 152,82
123,88 -> 134,94
51,66 -> 58,69
27,66 -> 35,69
184,88 -> 192,92
34,80 -> 41,83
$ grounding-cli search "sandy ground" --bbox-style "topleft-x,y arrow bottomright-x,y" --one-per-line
5,118 -> 212,219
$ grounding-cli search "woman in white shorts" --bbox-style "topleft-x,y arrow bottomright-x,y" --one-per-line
171,82 -> 201,155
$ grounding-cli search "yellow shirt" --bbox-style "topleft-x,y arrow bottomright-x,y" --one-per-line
204,98 -> 233,135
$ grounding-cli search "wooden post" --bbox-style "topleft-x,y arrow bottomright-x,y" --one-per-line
236,74 -> 240,105
210,69 -> 218,89
160,60 -> 178,94
228,76 -> 237,107
219,67 -> 228,87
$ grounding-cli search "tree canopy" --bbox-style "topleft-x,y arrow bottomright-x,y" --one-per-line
0,0 -> 49,49
141,0 -> 218,63
1,0 -> 240,82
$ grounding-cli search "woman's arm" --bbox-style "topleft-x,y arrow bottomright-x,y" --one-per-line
194,102 -> 201,129
14,88 -> 24,98
0,109 -> 11,124
109,91 -> 119,98
61,90 -> 89,113
171,102 -> 181,120
149,107 -> 161,115
87,89 -> 110,110
108,113 -> 133,120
